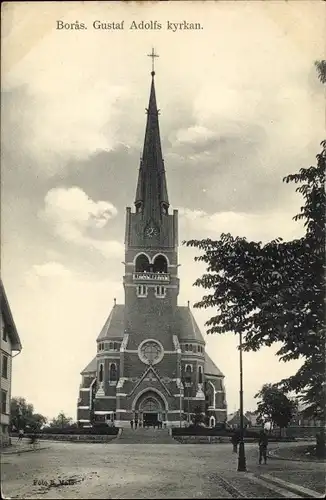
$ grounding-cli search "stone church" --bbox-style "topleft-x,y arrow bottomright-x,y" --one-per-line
77,62 -> 227,428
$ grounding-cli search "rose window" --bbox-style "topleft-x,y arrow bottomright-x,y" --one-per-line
138,340 -> 164,365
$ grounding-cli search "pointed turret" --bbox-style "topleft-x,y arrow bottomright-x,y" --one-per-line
135,64 -> 169,222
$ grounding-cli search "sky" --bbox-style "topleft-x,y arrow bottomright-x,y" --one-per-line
1,1 -> 325,421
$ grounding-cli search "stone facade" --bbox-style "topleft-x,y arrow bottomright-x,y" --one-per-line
77,69 -> 227,428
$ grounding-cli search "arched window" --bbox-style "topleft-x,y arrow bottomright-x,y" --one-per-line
189,344 -> 193,351
109,342 -> 113,350
113,342 -> 118,351
99,364 -> 104,383
185,344 -> 189,351
185,364 -> 192,385
216,378 -> 223,391
198,366 -> 203,384
161,203 -> 169,216
153,255 -> 168,273
109,363 -> 117,382
135,202 -> 143,214
135,254 -> 150,272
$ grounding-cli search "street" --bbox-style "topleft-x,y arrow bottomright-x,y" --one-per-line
1,439 -> 325,498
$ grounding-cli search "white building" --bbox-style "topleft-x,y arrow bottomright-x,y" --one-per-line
0,280 -> 22,446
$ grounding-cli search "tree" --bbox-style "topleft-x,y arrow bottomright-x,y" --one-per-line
184,62 -> 325,455
255,384 -> 297,436
10,397 -> 33,431
50,412 -> 72,429
10,397 -> 47,431
315,60 -> 326,84
31,413 -> 48,430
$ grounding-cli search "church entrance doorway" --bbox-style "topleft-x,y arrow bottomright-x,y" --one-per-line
135,391 -> 166,428
143,412 -> 158,427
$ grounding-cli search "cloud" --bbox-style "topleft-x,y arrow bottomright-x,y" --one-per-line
25,262 -> 73,289
174,125 -> 216,145
17,265 -> 123,418
40,187 -> 123,258
33,262 -> 73,278
179,207 -> 305,243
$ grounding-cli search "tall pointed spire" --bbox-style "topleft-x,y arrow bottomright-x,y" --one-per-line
135,50 -> 169,222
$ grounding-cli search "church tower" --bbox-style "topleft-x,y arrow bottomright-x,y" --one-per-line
77,52 -> 227,429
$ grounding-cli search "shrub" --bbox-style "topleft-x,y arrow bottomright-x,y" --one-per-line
171,426 -> 296,440
39,425 -> 118,436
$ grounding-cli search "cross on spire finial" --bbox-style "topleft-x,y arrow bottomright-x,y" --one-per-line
147,48 -> 159,75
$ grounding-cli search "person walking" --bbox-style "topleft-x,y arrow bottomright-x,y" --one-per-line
231,430 -> 238,453
29,430 -> 38,451
130,419 -> 134,429
135,418 -> 138,430
258,429 -> 268,464
17,428 -> 24,445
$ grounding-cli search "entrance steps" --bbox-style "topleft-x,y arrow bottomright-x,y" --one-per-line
118,427 -> 177,444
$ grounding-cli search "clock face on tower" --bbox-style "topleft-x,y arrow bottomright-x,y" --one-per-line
144,225 -> 159,238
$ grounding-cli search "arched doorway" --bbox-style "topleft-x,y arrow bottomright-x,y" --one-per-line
133,389 -> 167,427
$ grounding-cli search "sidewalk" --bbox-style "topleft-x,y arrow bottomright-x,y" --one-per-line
268,444 -> 325,463
251,446 -> 326,496
1,439 -> 49,455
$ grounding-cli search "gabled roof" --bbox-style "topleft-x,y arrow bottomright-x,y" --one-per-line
0,279 -> 22,351
227,410 -> 250,425
204,352 -> 224,378
96,304 -> 124,341
176,306 -> 205,343
81,356 -> 97,375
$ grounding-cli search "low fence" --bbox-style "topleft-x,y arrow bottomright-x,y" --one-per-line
173,434 -> 296,444
12,426 -> 119,436
285,426 -> 323,439
10,433 -> 118,443
174,435 -> 254,444
172,426 -> 297,441
35,433 -> 118,443
10,426 -> 119,443
172,427 -> 259,437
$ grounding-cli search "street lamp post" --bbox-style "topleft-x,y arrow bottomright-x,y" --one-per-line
179,380 -> 183,428
185,382 -> 192,423
237,329 -> 247,472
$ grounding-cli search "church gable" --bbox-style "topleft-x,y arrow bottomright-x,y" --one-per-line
129,364 -> 172,397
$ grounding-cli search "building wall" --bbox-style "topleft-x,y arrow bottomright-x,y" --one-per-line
77,350 -> 228,427
0,310 -> 12,446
